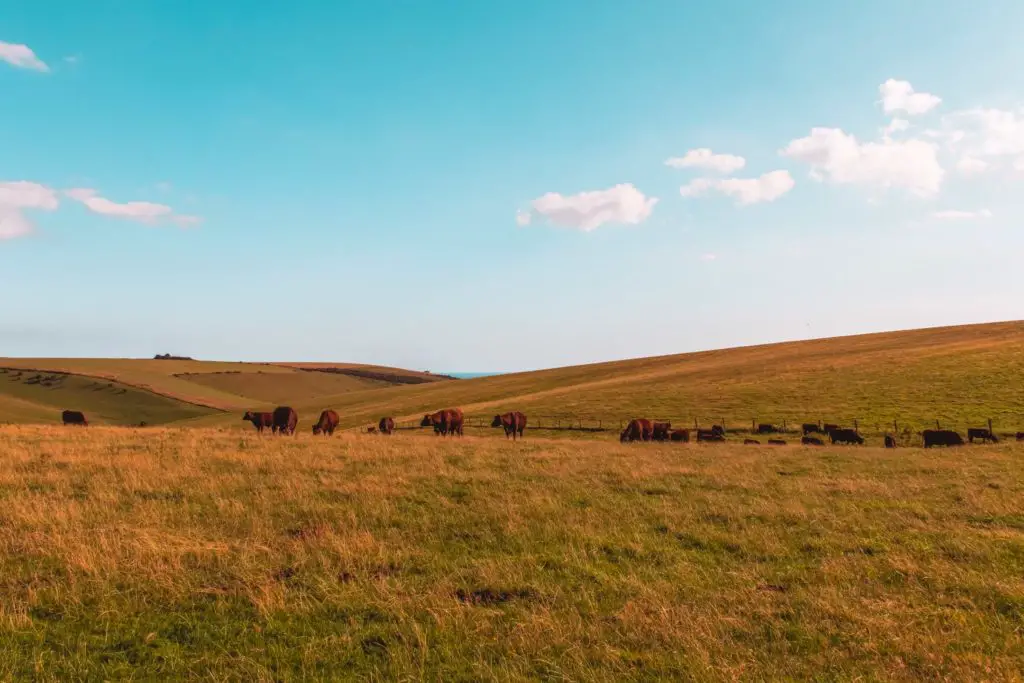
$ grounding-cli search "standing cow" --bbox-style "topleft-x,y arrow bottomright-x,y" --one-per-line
651,422 -> 673,442
62,410 -> 88,426
923,429 -> 964,448
272,406 -> 298,435
378,417 -> 395,435
492,412 -> 527,440
421,408 -> 464,437
967,428 -> 998,444
312,409 -> 340,435
242,411 -> 273,433
670,429 -> 690,442
828,428 -> 864,445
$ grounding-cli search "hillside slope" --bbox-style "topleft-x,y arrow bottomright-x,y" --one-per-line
206,321 -> 1024,435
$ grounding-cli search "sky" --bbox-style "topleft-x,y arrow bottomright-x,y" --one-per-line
2,0 -> 1024,372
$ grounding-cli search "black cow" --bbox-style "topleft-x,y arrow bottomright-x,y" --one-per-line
768,439 -> 786,446
272,406 -> 298,435
697,429 -> 725,443
828,428 -> 864,445
801,436 -> 824,446
802,423 -> 823,435
967,428 -> 998,444
312,409 -> 340,436
884,434 -> 897,448
378,417 -> 395,435
670,429 -> 690,442
744,438 -> 760,445
822,423 -> 839,434
756,423 -> 781,434
651,422 -> 672,442
923,429 -> 964,448
1016,432 -> 1024,442
62,410 -> 87,426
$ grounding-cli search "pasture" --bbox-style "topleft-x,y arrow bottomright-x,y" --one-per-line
0,426 -> 1021,680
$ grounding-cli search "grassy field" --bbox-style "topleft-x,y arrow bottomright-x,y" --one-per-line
0,426 -> 1021,679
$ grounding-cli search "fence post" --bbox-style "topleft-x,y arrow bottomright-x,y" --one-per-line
752,418 -> 756,432
936,419 -> 941,430
694,418 -> 698,430
988,418 -> 993,435
783,419 -> 787,433
854,419 -> 859,434
894,420 -> 898,434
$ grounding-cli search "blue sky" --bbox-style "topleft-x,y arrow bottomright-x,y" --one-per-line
2,0 -> 1024,372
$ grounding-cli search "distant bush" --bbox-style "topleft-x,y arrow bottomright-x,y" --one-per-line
153,354 -> 194,361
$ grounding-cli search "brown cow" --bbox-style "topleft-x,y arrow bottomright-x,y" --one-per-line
62,410 -> 87,426
378,417 -> 395,435
620,418 -> 653,443
242,411 -> 273,433
651,422 -> 672,442
272,406 -> 298,435
670,429 -> 690,442
312,409 -> 340,435
884,434 -> 897,448
491,412 -> 527,440
421,408 -> 464,437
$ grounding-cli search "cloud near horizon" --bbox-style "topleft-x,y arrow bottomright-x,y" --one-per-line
932,208 -> 992,221
0,41 -> 49,72
517,183 -> 657,231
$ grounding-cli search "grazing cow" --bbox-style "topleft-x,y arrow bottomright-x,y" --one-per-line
62,410 -> 87,426
823,423 -> 839,434
312,409 -> 340,436
967,428 -> 999,444
670,429 -> 690,442
756,423 -> 780,434
367,427 -> 378,434
138,421 -> 148,428
802,423 -> 822,435
697,429 -> 725,443
884,434 -> 897,448
491,412 -> 527,440
828,428 -> 864,445
1016,432 -> 1024,441
421,408 -> 464,437
923,429 -> 964,448
620,418 -> 654,443
652,422 -> 673,442
242,411 -> 273,433
378,417 -> 395,435
744,438 -> 760,445
272,406 -> 298,435
768,439 -> 786,446
801,436 -> 824,446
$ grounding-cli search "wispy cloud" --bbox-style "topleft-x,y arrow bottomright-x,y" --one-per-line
517,184 -> 657,231
680,170 -> 795,205
65,188 -> 201,227
665,148 -> 746,174
932,209 -> 992,221
0,41 -> 49,72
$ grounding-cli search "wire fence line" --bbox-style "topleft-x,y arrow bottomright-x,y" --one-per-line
378,414 -> 1021,437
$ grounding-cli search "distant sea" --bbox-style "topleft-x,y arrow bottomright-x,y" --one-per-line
447,372 -> 501,379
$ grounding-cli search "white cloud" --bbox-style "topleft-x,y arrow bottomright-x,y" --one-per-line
781,127 -> 943,196
956,156 -> 989,175
665,148 -> 746,174
699,253 -> 717,261
941,108 -> 1024,159
680,170 -> 795,205
0,181 -> 60,240
0,41 -> 49,72
879,79 -> 941,116
64,188 -> 200,227
932,209 -> 992,221
519,183 -> 657,231
883,118 -> 910,136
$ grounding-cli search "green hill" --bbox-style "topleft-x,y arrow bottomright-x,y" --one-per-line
3,322 -> 1023,434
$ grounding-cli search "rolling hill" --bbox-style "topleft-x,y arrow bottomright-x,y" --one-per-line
2,321 -> 1023,433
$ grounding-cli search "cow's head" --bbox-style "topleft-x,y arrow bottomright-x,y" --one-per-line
242,411 -> 254,421
420,414 -> 432,428
620,428 -> 630,443
312,424 -> 322,435
490,415 -> 503,428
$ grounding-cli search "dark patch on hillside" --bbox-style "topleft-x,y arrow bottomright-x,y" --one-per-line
294,367 -> 457,385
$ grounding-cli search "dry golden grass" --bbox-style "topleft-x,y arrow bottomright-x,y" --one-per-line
0,426 -> 1021,679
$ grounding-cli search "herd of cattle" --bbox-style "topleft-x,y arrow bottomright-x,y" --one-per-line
57,407 -> 1014,447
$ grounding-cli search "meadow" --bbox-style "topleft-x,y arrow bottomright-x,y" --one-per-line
0,426 -> 1021,680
